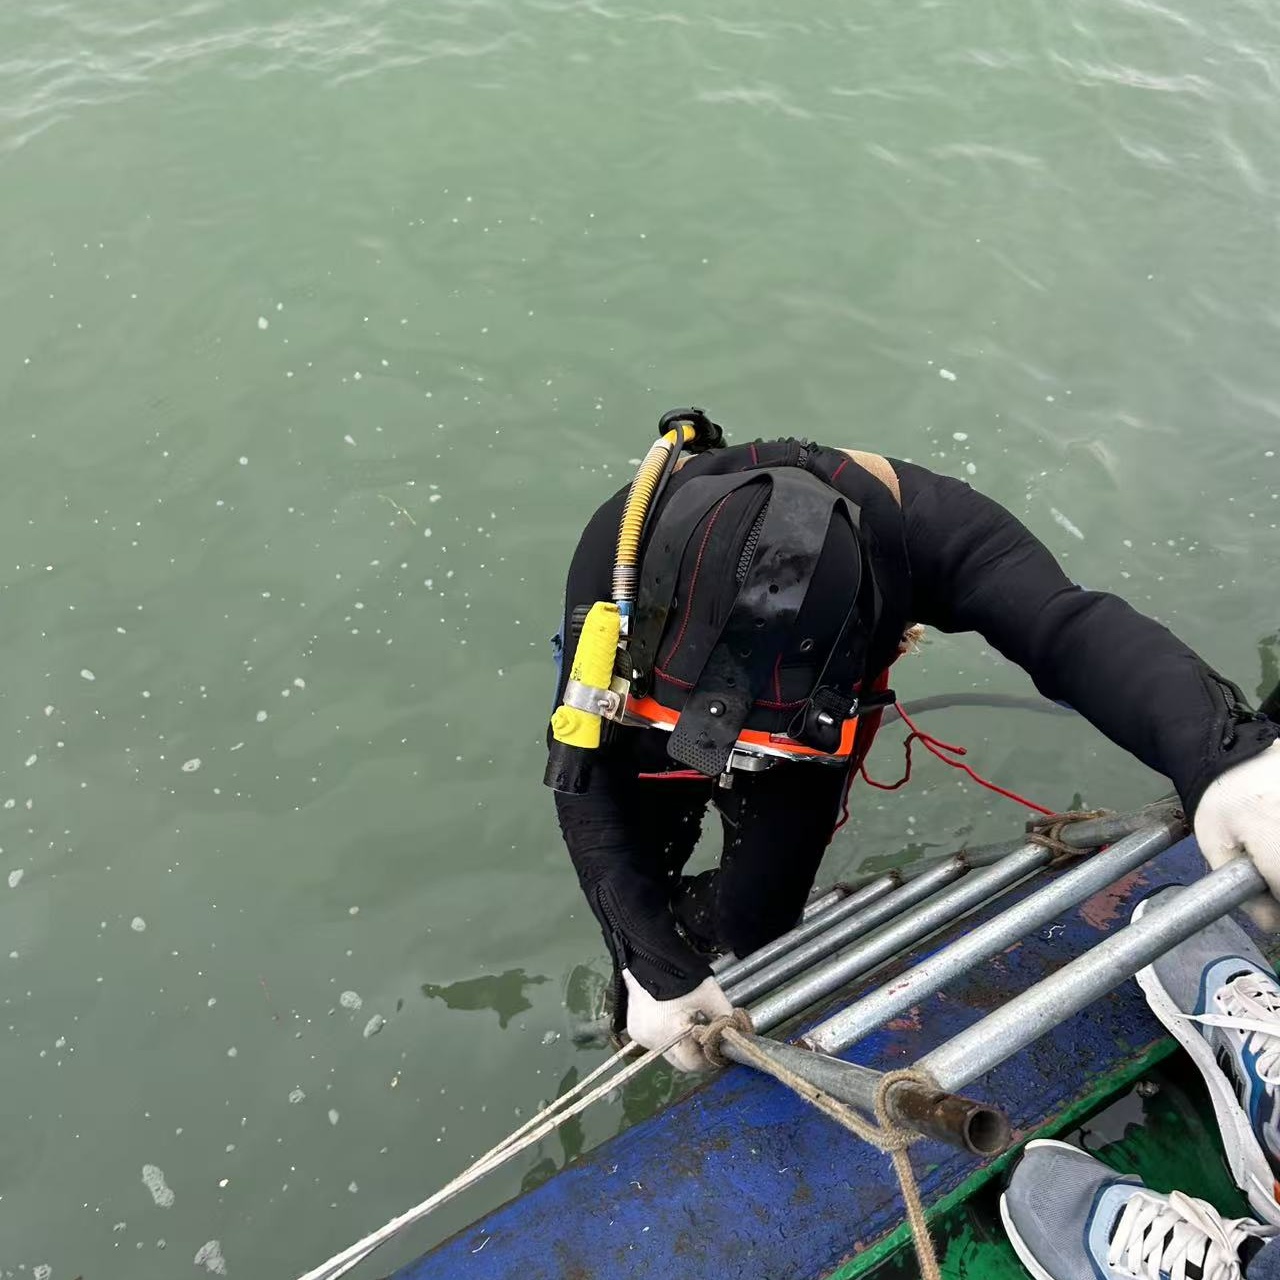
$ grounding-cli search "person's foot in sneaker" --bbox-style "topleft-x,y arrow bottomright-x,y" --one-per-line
1001,1138 -> 1275,1279
1134,885 -> 1280,1224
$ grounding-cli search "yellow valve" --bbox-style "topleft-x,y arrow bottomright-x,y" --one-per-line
550,601 -> 622,749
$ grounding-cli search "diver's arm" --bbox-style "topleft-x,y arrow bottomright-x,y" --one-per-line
892,461 -> 1277,817
553,772 -> 712,999
550,491 -> 711,999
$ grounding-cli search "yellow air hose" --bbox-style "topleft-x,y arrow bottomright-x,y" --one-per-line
611,423 -> 696,626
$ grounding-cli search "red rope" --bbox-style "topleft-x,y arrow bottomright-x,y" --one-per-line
859,702 -> 1055,817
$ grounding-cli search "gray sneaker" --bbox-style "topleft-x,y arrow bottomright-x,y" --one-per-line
1001,1139 -> 1273,1279
1134,885 -> 1280,1225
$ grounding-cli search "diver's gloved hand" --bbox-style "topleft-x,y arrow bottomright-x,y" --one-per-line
1195,741 -> 1280,931
622,969 -> 733,1073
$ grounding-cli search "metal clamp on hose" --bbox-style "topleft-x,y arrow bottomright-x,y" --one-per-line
559,678 -> 623,719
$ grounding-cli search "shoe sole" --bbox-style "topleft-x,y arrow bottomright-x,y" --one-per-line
998,1139 -> 1091,1280
1132,895 -> 1280,1226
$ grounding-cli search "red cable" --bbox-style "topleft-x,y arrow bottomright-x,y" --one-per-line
859,702 -> 1055,817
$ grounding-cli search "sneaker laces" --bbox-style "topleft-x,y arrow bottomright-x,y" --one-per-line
1107,1188 -> 1274,1280
1188,972 -> 1280,1084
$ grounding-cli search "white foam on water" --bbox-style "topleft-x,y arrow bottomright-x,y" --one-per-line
80,668 -> 96,681
8,869 -> 23,889
182,758 -> 202,773
131,916 -> 147,932
142,1164 -> 175,1207
25,754 -> 37,767
288,1087 -> 306,1104
939,368 -> 957,381
339,990 -> 362,1010
344,434 -> 356,446
1049,507 -> 1086,540
44,705 -> 54,716
363,1014 -> 385,1038
328,1109 -> 340,1125
255,711 -> 268,723
952,431 -> 969,441
257,316 -> 269,330
194,1239 -> 228,1274
292,677 -> 306,689
34,1267 -> 51,1280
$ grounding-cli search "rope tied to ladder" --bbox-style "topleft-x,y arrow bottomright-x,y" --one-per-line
694,1011 -> 944,1280
1024,808 -> 1112,866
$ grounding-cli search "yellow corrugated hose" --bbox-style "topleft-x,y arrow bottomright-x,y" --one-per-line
611,423 -> 696,611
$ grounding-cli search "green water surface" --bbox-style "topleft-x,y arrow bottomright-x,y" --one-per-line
2,0 -> 1278,1275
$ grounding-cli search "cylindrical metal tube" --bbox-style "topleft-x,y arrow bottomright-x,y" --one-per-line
713,885 -> 860,975
804,819 -> 1182,1054
910,803 -> 1183,875
919,857 -> 1265,1093
801,888 -> 846,921
714,874 -> 902,984
720,1034 -> 1010,1155
725,859 -> 969,1007
749,844 -> 1051,1033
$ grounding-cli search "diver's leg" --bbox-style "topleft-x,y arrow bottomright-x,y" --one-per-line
712,763 -> 852,958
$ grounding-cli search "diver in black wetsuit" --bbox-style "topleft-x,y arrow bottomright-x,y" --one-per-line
545,412 -> 1280,1073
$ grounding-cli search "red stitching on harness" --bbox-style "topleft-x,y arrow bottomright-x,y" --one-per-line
654,665 -> 695,689
830,457 -> 850,483
771,651 -> 783,705
749,442 -> 759,465
660,493 -> 733,667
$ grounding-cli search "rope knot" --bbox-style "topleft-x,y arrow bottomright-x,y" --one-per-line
691,1007 -> 754,1069
1026,808 -> 1112,866
872,1067 -> 941,1152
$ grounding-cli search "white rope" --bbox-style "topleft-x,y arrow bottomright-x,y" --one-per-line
296,1030 -> 691,1280
488,1040 -> 638,1159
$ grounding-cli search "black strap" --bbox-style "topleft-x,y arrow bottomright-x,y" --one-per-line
630,471 -> 773,684
664,471 -> 862,775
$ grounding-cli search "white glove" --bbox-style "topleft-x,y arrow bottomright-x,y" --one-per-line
622,969 -> 733,1074
1194,740 -> 1280,931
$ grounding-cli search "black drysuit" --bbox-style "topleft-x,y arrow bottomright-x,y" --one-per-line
551,441 -> 1277,1003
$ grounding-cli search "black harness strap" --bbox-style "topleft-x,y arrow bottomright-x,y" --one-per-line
633,468 -> 864,776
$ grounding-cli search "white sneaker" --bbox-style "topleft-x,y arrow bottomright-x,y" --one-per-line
1134,885 -> 1280,1224
1001,1138 -> 1275,1280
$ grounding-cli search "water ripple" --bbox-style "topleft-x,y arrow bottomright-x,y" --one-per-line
696,84 -> 813,119
0,0 -> 520,151
1050,52 -> 1217,98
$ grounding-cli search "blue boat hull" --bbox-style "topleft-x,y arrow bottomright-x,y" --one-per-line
401,836 -> 1250,1280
